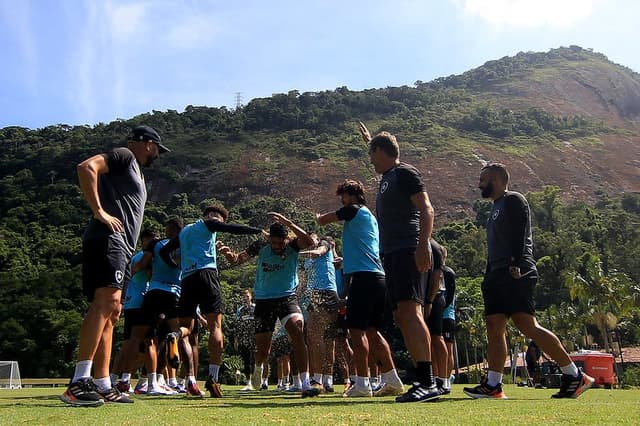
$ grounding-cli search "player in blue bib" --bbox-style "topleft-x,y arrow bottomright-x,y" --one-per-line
218,212 -> 320,398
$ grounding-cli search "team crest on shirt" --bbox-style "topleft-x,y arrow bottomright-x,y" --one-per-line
380,181 -> 389,194
115,270 -> 124,283
492,209 -> 500,221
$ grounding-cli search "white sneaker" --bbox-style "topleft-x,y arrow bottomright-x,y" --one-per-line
344,385 -> 372,397
240,384 -> 255,391
161,383 -> 179,395
373,382 -> 404,397
147,385 -> 171,396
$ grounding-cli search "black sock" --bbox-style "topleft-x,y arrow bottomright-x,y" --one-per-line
416,361 -> 434,387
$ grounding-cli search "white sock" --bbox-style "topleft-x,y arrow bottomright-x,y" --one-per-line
323,375 -> 333,387
187,375 -> 197,385
94,376 -> 111,392
109,373 -> 118,386
177,377 -> 185,386
121,372 -> 132,383
356,376 -> 370,389
148,372 -> 158,388
560,363 -> 580,377
209,364 -> 220,382
168,377 -> 178,387
293,375 -> 302,388
444,378 -> 450,389
158,374 -> 167,386
72,360 -> 93,382
301,371 -> 311,389
381,368 -> 403,387
487,371 -> 503,387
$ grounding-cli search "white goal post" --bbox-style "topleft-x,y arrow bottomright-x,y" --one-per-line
0,361 -> 21,389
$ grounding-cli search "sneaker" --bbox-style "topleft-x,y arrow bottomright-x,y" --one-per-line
186,381 -> 205,397
166,332 -> 180,369
551,371 -> 594,399
171,383 -> 187,394
323,385 -> 335,393
310,380 -> 323,392
240,384 -> 255,391
205,376 -> 223,398
134,381 -> 148,395
116,380 -> 132,394
344,385 -> 373,397
60,378 -> 104,407
161,383 -> 179,395
260,383 -> 269,391
285,385 -> 302,393
373,382 -> 404,397
97,387 -> 134,403
435,378 -> 449,395
147,385 -> 171,396
301,387 -> 321,398
463,381 -> 507,399
395,383 -> 440,403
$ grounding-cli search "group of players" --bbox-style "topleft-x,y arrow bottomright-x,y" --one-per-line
62,122 -> 593,407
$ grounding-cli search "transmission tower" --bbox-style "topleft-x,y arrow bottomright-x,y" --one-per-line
234,92 -> 243,110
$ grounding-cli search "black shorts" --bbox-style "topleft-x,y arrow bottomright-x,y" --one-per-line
140,289 -> 180,326
425,292 -> 445,336
482,269 -> 537,316
82,235 -> 131,302
308,290 -> 339,313
345,272 -> 387,331
123,308 -> 145,340
383,248 -> 428,309
442,319 -> 455,343
254,295 -> 302,334
179,269 -> 222,317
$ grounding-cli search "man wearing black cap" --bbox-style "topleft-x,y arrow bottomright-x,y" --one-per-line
61,125 -> 168,406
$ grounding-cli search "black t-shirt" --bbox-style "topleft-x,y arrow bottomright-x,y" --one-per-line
375,163 -> 426,254
83,147 -> 147,256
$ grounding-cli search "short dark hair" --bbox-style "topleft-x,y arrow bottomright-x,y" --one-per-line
481,163 -> 510,184
269,222 -> 288,238
140,228 -> 158,240
165,216 -> 184,231
336,179 -> 367,205
369,131 -> 399,159
203,204 -> 229,221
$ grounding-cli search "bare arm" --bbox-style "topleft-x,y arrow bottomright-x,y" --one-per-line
316,211 -> 339,226
77,154 -> 123,232
299,243 -> 329,258
268,212 -> 314,250
410,191 -> 434,272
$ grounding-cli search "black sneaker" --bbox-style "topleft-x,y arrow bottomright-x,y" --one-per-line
97,386 -> 134,403
205,376 -> 223,398
324,384 -> 335,393
551,370 -> 594,399
395,383 -> 440,403
463,380 -> 507,399
61,378 -> 104,407
260,383 -> 268,391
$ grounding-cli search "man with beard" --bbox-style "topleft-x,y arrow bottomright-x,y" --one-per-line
62,125 -> 169,406
463,163 -> 594,399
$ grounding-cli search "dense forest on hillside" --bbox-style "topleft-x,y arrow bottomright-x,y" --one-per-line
1,46 -> 639,377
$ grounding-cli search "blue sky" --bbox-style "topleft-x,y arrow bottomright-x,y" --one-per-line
1,0 -> 639,129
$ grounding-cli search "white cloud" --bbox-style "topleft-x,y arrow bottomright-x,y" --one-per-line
104,0 -> 152,42
453,0 -> 594,28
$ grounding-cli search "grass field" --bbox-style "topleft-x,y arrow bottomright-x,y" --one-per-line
1,384 -> 638,425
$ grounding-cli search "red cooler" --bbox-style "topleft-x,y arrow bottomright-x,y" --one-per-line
570,351 -> 616,388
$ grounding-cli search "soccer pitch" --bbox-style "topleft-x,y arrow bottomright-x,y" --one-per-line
1,385 -> 638,425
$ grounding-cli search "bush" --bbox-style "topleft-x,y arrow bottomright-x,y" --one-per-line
620,365 -> 640,388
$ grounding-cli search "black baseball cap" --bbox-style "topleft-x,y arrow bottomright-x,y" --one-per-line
130,125 -> 170,153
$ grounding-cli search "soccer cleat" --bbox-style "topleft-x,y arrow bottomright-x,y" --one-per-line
97,387 -> 134,403
116,380 -> 132,394
463,381 -> 507,399
373,382 -> 404,397
147,385 -> 171,396
133,381 -> 148,395
344,385 -> 373,397
171,383 -> 187,393
186,381 -> 205,397
166,332 -> 181,369
301,387 -> 321,398
205,376 -> 224,398
160,383 -> 179,395
395,383 -> 441,403
240,384 -> 255,391
551,371 -> 595,399
60,378 -> 105,407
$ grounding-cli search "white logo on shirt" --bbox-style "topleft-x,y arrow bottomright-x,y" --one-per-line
380,181 -> 389,194
492,209 -> 500,221
115,270 -> 124,283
